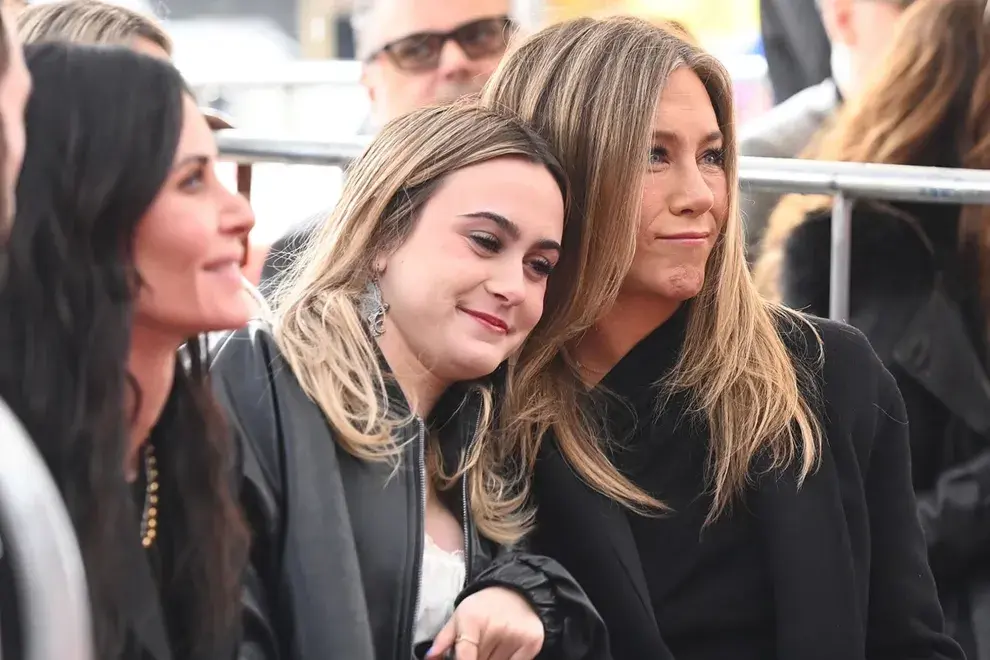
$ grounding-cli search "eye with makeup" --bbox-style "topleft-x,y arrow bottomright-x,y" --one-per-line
649,145 -> 726,169
174,156 -> 215,193
701,147 -> 726,168
648,146 -> 669,167
179,168 -> 205,192
468,231 -> 556,278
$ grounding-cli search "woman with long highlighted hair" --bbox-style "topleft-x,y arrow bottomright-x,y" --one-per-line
481,16 -> 963,660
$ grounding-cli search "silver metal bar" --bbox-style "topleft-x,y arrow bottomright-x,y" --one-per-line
217,133 -> 368,167
740,157 -> 990,203
0,399 -> 92,660
216,135 -> 990,204
828,194 -> 854,322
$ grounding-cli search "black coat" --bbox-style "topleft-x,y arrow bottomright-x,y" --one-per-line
0,498 -> 191,660
781,201 -> 990,658
210,322 -> 610,660
530,314 -> 965,660
0,408 -> 232,660
759,0 -> 832,103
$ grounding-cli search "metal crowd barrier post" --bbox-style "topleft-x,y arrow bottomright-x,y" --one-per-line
0,399 -> 92,660
216,134 -> 990,323
830,195 -> 854,322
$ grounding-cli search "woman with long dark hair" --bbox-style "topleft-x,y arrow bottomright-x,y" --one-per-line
0,42 -> 253,660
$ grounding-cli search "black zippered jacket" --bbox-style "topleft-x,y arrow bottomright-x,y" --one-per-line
210,322 -> 609,660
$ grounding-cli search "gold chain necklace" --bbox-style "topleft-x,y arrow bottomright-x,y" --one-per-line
139,444 -> 159,549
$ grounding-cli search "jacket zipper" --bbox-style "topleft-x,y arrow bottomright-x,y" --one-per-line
462,398 -> 483,583
406,416 -> 427,658
407,397 -> 479,654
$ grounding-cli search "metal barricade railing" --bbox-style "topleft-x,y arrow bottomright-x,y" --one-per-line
0,399 -> 92,660
217,133 -> 990,322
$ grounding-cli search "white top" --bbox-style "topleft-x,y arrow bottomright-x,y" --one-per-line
413,534 -> 467,644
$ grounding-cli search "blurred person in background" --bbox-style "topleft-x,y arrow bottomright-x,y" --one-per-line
0,42 -> 254,660
756,0 -> 990,655
18,0 -> 170,59
0,5 -> 33,659
260,0 -> 516,290
741,0 -> 916,250
355,0 -> 514,132
483,15 -> 964,660
760,0 -> 832,104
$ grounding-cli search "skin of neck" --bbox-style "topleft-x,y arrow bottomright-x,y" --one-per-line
575,290 -> 682,387
375,330 -> 449,419
125,323 -> 179,480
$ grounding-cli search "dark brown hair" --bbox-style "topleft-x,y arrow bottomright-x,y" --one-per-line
0,42 -> 246,659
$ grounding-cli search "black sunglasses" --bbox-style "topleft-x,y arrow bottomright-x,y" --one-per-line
369,16 -> 515,73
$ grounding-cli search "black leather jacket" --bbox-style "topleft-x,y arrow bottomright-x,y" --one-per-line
211,323 -> 610,660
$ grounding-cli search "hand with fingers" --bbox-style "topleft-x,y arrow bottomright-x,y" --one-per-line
425,586 -> 545,660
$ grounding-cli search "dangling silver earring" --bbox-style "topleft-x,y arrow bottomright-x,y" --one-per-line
361,277 -> 389,338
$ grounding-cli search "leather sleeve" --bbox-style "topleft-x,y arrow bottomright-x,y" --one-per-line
211,329 -> 284,660
917,450 -> 990,584
455,547 -> 611,660
234,442 -> 282,660
862,365 -> 966,660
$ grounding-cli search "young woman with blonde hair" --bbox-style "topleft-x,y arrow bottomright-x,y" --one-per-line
481,16 -> 964,660
211,102 -> 610,660
757,0 -> 990,656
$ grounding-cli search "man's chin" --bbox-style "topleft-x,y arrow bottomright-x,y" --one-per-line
434,83 -> 486,105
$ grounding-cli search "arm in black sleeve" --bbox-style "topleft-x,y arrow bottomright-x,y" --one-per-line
863,364 -> 965,660
917,449 -> 990,585
236,456 -> 281,660
456,543 -> 611,660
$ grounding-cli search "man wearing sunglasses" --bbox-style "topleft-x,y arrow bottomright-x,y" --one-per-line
354,0 -> 513,129
259,0 -> 514,288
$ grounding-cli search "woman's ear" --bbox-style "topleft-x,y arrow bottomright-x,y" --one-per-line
373,255 -> 388,276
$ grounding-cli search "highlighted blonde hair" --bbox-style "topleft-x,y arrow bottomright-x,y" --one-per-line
17,0 -> 170,52
273,103 -> 572,543
483,16 -> 824,521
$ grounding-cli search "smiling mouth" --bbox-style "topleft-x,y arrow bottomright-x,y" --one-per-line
459,308 -> 509,334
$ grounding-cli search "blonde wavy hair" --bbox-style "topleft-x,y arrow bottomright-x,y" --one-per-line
483,16 -> 824,521
273,103 -> 576,544
17,0 -> 171,52
755,0 -> 990,309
